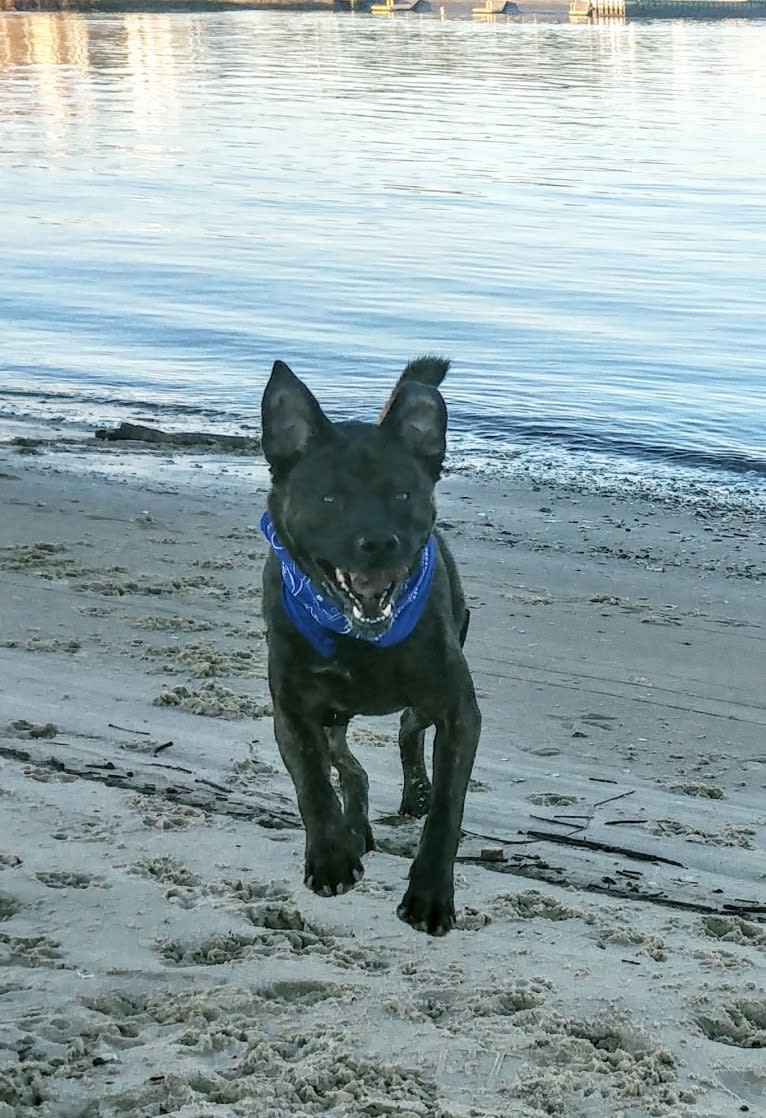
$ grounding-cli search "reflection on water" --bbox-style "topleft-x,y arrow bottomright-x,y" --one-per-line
0,11 -> 89,68
0,14 -> 182,150
0,12 -> 765,481
0,15 -> 87,152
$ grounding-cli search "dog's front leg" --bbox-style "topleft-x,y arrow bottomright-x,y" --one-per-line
397,689 -> 481,935
273,704 -> 367,896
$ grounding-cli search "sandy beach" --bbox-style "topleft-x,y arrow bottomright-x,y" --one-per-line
1,435 -> 764,1118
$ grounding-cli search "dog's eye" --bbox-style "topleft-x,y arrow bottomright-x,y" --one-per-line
395,491 -> 410,502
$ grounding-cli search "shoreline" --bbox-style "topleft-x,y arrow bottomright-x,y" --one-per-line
5,414 -> 766,518
1,442 -> 765,1116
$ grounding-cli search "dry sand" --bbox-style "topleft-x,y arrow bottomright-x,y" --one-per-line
1,436 -> 765,1118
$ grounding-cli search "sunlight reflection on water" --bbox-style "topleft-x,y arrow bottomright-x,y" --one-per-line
1,12 -> 765,488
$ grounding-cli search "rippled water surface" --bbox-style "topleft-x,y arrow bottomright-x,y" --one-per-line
1,11 -> 765,490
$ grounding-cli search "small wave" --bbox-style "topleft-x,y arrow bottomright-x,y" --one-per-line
462,419 -> 766,479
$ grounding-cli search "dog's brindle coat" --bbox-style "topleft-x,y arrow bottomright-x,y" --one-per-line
261,356 -> 481,935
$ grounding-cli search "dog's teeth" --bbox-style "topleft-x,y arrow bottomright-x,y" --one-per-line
382,602 -> 393,619
351,603 -> 364,621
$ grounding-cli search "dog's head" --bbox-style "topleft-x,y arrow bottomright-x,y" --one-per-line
261,359 -> 448,639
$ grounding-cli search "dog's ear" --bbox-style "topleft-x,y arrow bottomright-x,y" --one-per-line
261,360 -> 331,475
379,381 -> 447,480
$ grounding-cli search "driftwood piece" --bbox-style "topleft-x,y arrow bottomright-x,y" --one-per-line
0,742 -> 297,829
95,421 -> 260,451
458,851 -> 766,920
524,828 -> 684,867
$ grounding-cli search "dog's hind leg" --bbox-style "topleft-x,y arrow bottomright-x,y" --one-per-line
398,707 -> 432,818
326,724 -> 375,854
459,607 -> 470,648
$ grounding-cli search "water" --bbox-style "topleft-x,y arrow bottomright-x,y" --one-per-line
1,11 -> 765,505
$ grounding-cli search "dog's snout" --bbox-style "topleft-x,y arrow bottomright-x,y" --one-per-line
356,532 -> 400,558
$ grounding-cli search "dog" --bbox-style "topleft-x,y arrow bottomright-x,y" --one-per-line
260,355 -> 481,935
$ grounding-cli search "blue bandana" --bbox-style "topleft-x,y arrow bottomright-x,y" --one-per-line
261,511 -> 435,659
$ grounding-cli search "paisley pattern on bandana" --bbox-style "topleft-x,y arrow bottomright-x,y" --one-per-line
261,511 -> 435,659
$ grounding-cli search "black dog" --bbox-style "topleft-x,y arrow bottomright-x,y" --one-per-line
260,356 -> 481,935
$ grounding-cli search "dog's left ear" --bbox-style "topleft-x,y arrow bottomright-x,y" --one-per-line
379,381 -> 447,480
261,360 -> 332,476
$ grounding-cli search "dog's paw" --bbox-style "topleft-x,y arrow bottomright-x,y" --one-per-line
304,840 -> 365,898
362,819 -> 376,854
397,885 -> 455,937
398,778 -> 432,819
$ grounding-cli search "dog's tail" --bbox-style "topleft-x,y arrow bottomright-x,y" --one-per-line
378,354 -> 450,424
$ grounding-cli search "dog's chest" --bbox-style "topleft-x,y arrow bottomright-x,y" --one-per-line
309,653 -> 411,720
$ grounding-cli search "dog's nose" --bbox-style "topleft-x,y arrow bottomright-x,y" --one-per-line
356,532 -> 399,558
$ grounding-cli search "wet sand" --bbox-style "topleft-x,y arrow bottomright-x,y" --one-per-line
1,438 -> 765,1117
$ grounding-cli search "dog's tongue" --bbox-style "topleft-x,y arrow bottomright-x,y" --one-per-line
349,568 -> 407,603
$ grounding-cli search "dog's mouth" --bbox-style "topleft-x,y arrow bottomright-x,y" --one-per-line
319,563 -> 410,633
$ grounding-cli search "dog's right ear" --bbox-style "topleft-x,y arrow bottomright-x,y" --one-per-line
379,381 -> 447,481
261,360 -> 331,476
